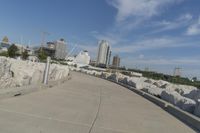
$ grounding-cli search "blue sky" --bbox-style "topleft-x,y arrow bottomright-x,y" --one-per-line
0,0 -> 200,78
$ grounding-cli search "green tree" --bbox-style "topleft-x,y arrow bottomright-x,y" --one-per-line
192,77 -> 197,82
38,49 -> 47,61
8,44 -> 18,58
0,51 -> 8,57
22,50 -> 29,60
2,36 -> 9,43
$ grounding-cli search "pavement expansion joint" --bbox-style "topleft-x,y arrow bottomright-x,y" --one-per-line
88,88 -> 102,133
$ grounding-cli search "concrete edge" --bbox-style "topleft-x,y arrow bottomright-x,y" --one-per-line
166,105 -> 200,131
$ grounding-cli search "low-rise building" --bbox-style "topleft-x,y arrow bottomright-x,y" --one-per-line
0,42 -> 11,53
74,50 -> 90,65
37,39 -> 67,60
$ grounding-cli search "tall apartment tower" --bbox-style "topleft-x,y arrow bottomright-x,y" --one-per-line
96,40 -> 111,67
54,38 -> 67,59
112,55 -> 120,68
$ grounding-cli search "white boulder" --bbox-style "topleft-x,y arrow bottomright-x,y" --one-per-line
0,57 -> 69,89
194,100 -> 200,117
118,77 -> 129,85
161,90 -> 196,113
161,83 -> 196,96
184,89 -> 200,102
107,73 -> 118,82
142,87 -> 164,97
101,72 -> 111,79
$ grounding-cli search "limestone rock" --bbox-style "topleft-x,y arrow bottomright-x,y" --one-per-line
161,90 -> 196,113
0,57 -> 69,89
184,89 -> 200,102
142,87 -> 164,97
194,100 -> 200,117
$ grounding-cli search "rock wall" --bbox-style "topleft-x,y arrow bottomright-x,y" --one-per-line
0,57 -> 69,89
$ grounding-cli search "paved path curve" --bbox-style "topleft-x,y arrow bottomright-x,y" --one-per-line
0,72 -> 196,133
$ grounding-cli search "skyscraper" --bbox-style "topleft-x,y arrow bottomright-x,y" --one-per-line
96,40 -> 111,67
112,55 -> 120,68
54,38 -> 67,60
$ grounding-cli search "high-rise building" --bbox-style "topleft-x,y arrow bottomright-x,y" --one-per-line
112,55 -> 120,68
54,38 -> 67,59
96,40 -> 111,67
108,50 -> 112,67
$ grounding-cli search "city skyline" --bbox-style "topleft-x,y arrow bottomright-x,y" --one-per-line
0,0 -> 200,78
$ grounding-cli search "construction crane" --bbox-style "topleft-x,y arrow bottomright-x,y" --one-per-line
41,32 -> 50,47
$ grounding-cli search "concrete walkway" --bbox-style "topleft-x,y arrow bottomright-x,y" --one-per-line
0,72 -> 196,133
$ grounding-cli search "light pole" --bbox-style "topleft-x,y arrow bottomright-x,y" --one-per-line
43,56 -> 51,84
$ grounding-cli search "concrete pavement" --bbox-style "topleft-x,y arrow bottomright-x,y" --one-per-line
0,72 -> 197,133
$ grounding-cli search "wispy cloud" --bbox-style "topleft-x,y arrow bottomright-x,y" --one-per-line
149,13 -> 193,34
112,36 -> 199,53
96,1 -> 190,49
186,16 -> 200,35
107,0 -> 185,24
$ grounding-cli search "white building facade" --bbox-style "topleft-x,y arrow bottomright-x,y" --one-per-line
54,39 -> 67,60
74,50 -> 90,65
96,40 -> 111,67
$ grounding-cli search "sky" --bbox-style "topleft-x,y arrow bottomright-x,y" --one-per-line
0,0 -> 200,78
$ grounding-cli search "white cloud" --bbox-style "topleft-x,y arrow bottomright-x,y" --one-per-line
139,54 -> 144,59
112,36 -> 198,53
148,13 -> 193,34
186,16 -> 200,35
107,0 -> 185,23
178,13 -> 193,21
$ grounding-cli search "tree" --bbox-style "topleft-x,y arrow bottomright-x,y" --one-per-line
192,77 -> 197,82
38,49 -> 47,61
0,51 -> 8,57
22,50 -> 29,60
8,44 -> 18,58
2,36 -> 9,43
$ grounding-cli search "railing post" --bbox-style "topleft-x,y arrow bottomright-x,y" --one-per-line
43,56 -> 51,84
